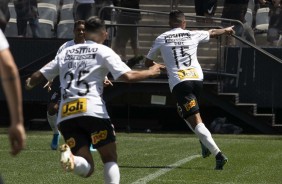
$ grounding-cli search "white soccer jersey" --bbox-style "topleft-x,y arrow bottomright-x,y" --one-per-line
0,29 -> 9,51
56,40 -> 87,55
56,40 -> 76,55
147,28 -> 210,91
40,41 -> 131,123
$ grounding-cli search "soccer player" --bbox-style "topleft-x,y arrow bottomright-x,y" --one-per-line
0,18 -> 26,156
45,20 -> 86,150
25,16 -> 164,183
145,10 -> 234,170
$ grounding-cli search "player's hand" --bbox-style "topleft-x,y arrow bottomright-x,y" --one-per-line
25,77 -> 34,90
43,80 -> 53,92
8,123 -> 26,156
103,78 -> 113,87
225,26 -> 235,35
149,63 -> 166,78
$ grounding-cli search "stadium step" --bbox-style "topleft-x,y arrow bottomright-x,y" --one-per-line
204,83 -> 282,133
218,93 -> 240,104
235,103 -> 258,115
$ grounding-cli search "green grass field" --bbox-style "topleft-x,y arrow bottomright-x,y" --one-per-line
0,130 -> 282,184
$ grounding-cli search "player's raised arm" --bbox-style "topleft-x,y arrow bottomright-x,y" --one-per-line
0,30 -> 25,156
25,71 -> 47,90
208,26 -> 235,38
118,63 -> 165,82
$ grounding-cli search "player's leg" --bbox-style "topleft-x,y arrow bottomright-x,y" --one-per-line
98,142 -> 120,184
58,118 -> 94,177
93,118 -> 119,184
173,81 -> 227,169
47,91 -> 61,150
186,113 -> 228,170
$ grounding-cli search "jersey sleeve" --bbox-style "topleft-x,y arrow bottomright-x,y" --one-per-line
146,36 -> 163,60
56,42 -> 67,55
0,30 -> 9,51
195,30 -> 210,43
103,47 -> 131,80
39,56 -> 60,81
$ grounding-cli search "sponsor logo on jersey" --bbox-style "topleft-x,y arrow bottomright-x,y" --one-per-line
91,130 -> 108,145
65,54 -> 96,61
66,47 -> 98,55
66,137 -> 76,148
184,99 -> 196,112
165,33 -> 191,39
61,98 -> 87,117
165,33 -> 191,43
177,68 -> 199,80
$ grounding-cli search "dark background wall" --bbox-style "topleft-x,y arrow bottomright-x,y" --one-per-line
0,39 -> 281,133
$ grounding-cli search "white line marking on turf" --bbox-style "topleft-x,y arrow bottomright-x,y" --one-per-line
131,154 -> 201,184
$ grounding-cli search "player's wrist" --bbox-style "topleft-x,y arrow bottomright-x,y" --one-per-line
25,77 -> 34,90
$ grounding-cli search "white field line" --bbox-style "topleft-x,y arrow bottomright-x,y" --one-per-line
131,154 -> 201,184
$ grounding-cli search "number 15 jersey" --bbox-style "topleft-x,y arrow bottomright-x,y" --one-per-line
146,28 -> 210,91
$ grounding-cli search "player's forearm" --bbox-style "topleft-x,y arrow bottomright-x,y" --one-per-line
0,59 -> 23,124
26,71 -> 46,89
120,70 -> 155,82
209,27 -> 234,38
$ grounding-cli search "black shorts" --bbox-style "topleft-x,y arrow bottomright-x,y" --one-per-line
172,80 -> 203,119
194,0 -> 217,16
58,116 -> 116,154
49,89 -> 61,104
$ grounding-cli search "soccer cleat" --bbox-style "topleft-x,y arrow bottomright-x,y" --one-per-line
200,141 -> 211,158
60,144 -> 74,172
51,133 -> 60,150
215,153 -> 228,170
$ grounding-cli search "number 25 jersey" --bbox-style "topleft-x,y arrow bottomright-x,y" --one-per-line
40,41 -> 131,124
146,28 -> 210,91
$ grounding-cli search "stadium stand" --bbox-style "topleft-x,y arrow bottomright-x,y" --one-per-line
4,3 -> 18,37
255,7 -> 270,32
245,8 -> 253,27
57,3 -> 74,38
254,7 -> 270,45
37,3 -> 58,38
57,19 -> 74,38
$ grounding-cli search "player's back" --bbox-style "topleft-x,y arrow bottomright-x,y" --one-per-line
155,28 -> 210,90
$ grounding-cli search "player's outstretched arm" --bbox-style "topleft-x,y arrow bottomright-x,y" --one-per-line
119,63 -> 165,82
25,71 -> 47,90
209,26 -> 235,38
0,48 -> 26,156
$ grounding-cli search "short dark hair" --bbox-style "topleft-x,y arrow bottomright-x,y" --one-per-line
73,20 -> 85,30
169,10 -> 185,24
0,10 -> 6,32
85,16 -> 105,33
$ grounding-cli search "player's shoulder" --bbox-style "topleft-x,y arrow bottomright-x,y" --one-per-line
190,29 -> 209,35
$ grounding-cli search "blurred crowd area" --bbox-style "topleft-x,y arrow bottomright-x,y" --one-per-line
0,0 -> 281,47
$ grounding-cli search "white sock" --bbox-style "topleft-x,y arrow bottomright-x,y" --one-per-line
73,156 -> 91,177
194,123 -> 220,156
104,162 -> 120,184
47,112 -> 59,134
